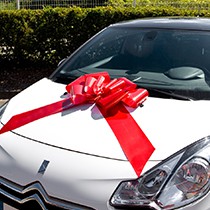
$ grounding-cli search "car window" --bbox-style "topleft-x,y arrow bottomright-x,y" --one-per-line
71,31 -> 125,70
59,28 -> 145,72
52,27 -> 210,100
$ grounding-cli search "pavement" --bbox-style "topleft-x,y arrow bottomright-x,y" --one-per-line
0,202 -> 16,210
0,91 -> 18,105
0,92 -> 18,100
0,92 -> 18,105
0,99 -> 8,106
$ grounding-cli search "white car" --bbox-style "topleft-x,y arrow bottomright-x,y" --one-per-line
1,17 -> 210,210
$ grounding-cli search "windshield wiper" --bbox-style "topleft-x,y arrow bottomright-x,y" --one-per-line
147,88 -> 193,101
53,71 -> 193,100
127,75 -> 175,86
126,75 -> 193,100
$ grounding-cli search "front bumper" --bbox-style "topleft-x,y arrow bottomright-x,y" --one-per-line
2,174 -> 210,210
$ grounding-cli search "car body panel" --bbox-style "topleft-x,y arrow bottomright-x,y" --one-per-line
0,127 -> 136,209
112,17 -> 210,30
1,78 -> 210,163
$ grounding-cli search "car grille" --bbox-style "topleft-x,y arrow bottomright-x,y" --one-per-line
0,177 -> 94,210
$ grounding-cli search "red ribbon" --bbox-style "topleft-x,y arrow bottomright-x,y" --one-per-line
0,72 -> 154,176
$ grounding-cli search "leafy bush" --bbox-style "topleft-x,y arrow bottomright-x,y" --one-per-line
0,6 -> 209,69
106,0 -> 210,9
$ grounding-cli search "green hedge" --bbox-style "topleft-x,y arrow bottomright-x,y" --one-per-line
0,6 -> 210,69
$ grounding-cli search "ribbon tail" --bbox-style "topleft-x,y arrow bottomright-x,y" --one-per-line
100,104 -> 155,177
0,98 -> 71,134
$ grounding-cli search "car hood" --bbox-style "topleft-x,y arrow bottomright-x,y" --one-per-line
1,78 -> 210,170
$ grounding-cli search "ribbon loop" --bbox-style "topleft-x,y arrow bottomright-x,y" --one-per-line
84,76 -> 97,94
93,75 -> 106,94
123,89 -> 149,108
97,89 -> 128,111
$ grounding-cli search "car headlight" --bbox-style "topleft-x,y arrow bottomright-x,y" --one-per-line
110,136 -> 210,209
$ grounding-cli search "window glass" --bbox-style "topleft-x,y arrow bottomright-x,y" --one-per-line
54,27 -> 210,100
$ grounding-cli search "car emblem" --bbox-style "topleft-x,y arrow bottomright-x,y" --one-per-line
38,160 -> 50,174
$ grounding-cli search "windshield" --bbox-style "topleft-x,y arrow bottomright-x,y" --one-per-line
52,27 -> 210,100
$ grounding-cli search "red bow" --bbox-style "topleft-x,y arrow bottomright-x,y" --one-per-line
0,72 -> 154,176
65,71 -> 148,111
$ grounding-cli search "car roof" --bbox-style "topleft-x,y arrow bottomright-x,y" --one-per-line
110,17 -> 210,31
